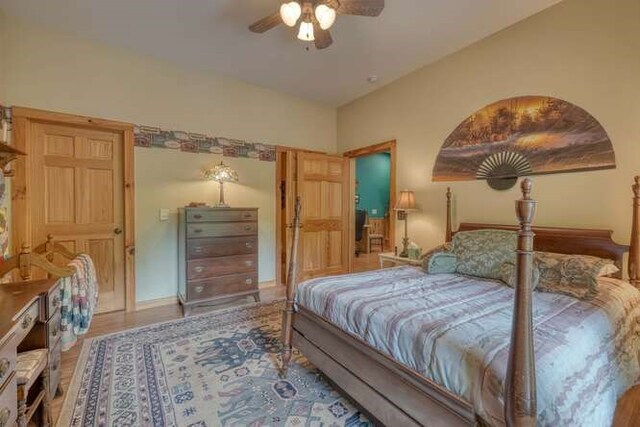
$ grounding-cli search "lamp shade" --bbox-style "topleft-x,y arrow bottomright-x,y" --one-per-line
280,1 -> 302,27
297,20 -> 315,41
203,162 -> 238,183
395,190 -> 416,211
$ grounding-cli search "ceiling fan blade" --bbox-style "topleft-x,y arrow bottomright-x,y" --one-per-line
249,12 -> 283,33
312,21 -> 333,49
334,0 -> 384,17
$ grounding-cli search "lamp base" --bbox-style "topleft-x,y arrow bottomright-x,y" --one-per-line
399,236 -> 410,258
214,202 -> 230,208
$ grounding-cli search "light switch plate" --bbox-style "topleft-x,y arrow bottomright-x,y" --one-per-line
371,209 -> 378,215
159,208 -> 170,221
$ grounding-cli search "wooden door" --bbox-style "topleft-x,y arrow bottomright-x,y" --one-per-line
28,121 -> 126,312
296,152 -> 350,280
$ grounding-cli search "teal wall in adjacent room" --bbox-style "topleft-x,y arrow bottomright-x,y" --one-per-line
355,153 -> 390,218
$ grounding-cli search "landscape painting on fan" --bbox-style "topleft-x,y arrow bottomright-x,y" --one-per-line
432,96 -> 616,182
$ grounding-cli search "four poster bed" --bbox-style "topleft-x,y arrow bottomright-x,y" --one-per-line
280,177 -> 640,427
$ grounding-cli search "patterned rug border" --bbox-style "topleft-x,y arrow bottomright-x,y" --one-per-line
57,299 -> 285,426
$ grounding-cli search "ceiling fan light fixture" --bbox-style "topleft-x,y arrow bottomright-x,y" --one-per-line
297,20 -> 315,41
315,4 -> 336,30
280,1 -> 302,27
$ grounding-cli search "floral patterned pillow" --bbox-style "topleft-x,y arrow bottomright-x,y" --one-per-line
499,261 -> 540,289
452,230 -> 517,280
535,252 -> 619,299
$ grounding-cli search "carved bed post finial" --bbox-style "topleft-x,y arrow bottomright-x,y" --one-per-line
629,176 -> 640,287
505,178 -> 537,427
281,196 -> 303,377
445,187 -> 453,242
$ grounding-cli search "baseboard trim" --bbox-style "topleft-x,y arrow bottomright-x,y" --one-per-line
136,296 -> 179,311
136,281 -> 279,311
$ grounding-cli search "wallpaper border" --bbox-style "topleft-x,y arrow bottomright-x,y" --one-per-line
134,125 -> 276,162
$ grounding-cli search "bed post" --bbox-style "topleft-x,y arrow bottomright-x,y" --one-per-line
445,187 -> 453,242
281,196 -> 302,377
505,179 -> 537,427
629,176 -> 640,287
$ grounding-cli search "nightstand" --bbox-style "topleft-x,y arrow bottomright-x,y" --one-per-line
378,252 -> 423,269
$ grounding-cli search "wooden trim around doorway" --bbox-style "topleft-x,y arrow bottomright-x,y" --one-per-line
343,140 -> 397,255
11,106 -> 137,312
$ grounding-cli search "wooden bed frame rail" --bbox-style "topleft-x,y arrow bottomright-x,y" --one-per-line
281,176 -> 640,426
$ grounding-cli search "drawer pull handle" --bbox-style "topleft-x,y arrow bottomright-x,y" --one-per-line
193,214 -> 202,219
244,226 -> 252,231
51,325 -> 59,338
194,286 -> 204,293
21,314 -> 33,330
51,295 -> 60,309
0,407 -> 10,426
0,358 -> 10,379
245,242 -> 253,249
244,260 -> 253,266
52,359 -> 60,371
194,247 -> 203,253
245,278 -> 253,285
193,228 -> 203,234
194,266 -> 204,273
242,213 -> 252,218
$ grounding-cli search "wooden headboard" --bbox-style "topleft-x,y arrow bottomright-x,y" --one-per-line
454,223 -> 628,278
444,179 -> 638,282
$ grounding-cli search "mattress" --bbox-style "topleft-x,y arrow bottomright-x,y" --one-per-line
295,266 -> 640,426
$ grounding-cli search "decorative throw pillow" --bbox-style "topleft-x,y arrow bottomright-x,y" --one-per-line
426,252 -> 458,274
534,252 -> 619,299
452,230 -> 517,280
499,261 -> 540,289
421,243 -> 451,269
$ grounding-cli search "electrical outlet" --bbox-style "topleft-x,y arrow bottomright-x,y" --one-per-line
159,208 -> 170,221
371,209 -> 378,215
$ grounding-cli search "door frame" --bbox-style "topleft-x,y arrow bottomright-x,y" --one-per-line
342,139 -> 397,258
11,106 -> 137,311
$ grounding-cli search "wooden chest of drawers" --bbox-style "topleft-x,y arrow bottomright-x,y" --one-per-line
178,207 -> 260,316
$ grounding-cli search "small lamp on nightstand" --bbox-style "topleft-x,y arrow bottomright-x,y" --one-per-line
203,161 -> 238,208
394,190 -> 416,258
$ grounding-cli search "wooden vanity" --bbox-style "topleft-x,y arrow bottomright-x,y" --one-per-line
0,279 -> 62,426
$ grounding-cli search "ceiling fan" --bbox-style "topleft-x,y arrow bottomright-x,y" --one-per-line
249,0 -> 385,50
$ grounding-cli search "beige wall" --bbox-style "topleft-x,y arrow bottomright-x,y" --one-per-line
338,0 -> 640,259
0,10 -> 5,103
1,16 -> 336,302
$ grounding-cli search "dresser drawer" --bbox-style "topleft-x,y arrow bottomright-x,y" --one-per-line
46,281 -> 63,319
187,236 -> 257,259
0,335 -> 15,392
187,209 -> 257,223
0,373 -> 16,427
187,274 -> 258,301
187,222 -> 257,238
47,310 -> 62,348
14,301 -> 39,344
187,254 -> 257,280
48,341 -> 62,398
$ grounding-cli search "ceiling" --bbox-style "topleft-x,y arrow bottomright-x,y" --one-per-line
0,0 -> 562,106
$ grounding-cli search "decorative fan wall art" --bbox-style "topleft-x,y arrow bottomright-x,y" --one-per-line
432,96 -> 616,190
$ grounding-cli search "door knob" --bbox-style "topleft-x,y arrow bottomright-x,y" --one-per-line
114,227 -> 123,235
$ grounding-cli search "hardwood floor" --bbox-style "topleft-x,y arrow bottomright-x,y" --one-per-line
51,281 -> 640,426
352,250 -> 382,273
52,285 -> 285,424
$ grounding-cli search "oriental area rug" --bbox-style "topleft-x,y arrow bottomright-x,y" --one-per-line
58,301 -> 371,427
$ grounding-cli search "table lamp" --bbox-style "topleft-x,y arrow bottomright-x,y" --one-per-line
394,190 -> 416,257
203,162 -> 238,208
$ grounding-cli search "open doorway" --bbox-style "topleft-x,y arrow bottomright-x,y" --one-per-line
343,140 -> 397,273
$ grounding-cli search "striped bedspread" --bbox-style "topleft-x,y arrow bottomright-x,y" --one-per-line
296,267 -> 640,426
